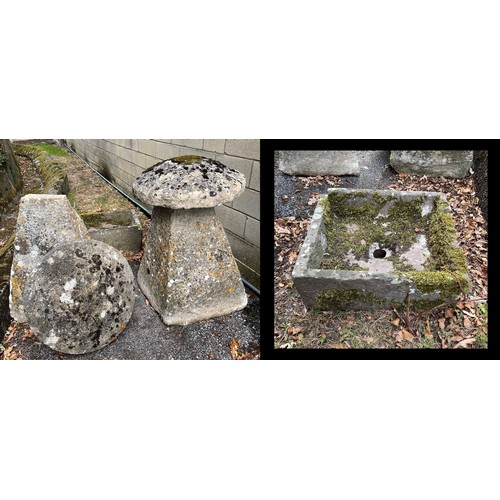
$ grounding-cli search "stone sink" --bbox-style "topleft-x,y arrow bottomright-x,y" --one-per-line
292,188 -> 469,310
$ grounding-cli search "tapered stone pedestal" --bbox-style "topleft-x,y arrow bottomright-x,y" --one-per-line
138,206 -> 246,325
133,156 -> 247,325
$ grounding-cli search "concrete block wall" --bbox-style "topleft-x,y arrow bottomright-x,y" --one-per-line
63,139 -> 260,287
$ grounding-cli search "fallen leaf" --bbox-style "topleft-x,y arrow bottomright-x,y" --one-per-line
454,338 -> 476,349
229,338 -> 240,359
463,317 -> 472,328
402,329 -> 414,342
438,318 -> 446,330
445,308 -> 455,318
425,318 -> 432,338
330,343 -> 349,349
391,318 -> 400,327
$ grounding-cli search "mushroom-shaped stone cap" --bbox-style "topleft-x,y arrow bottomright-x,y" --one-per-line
132,156 -> 245,209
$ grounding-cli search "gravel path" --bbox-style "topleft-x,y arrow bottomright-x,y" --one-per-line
6,262 -> 260,360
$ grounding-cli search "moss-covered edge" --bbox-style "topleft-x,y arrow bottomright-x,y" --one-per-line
395,198 -> 470,299
12,143 -> 67,194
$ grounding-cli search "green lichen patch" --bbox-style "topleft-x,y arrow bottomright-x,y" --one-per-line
321,190 -> 427,271
170,155 -> 203,165
31,143 -> 69,157
81,210 -> 133,228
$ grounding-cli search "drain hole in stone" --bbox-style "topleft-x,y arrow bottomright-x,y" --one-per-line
373,249 -> 386,259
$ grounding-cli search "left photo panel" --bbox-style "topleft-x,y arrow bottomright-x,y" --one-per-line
0,139 -> 260,359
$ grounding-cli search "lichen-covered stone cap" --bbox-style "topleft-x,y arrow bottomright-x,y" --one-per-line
132,155 -> 245,209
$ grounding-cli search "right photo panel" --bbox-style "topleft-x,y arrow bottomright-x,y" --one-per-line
266,141 -> 489,358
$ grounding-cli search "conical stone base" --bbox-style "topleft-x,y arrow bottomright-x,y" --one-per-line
138,206 -> 247,325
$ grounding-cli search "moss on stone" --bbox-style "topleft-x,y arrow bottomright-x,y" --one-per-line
316,288 -> 392,310
170,155 -> 203,165
321,191 -> 428,270
81,210 -> 133,228
427,198 -> 468,275
31,143 -> 69,157
394,198 -> 470,297
316,190 -> 469,308
13,144 -> 66,194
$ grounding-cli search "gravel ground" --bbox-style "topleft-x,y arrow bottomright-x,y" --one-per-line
4,259 -> 260,360
274,150 -> 394,218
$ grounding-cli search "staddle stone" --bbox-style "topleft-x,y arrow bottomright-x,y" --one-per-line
390,150 -> 472,178
278,150 -> 360,176
23,239 -> 135,354
10,194 -> 88,323
133,156 -> 247,325
133,155 -> 245,209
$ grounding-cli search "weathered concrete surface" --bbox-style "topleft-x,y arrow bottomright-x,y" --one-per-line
390,150 -> 472,178
8,261 -> 259,360
138,207 -> 247,325
24,239 -> 135,354
278,150 -> 360,176
293,188 -> 465,310
473,150 -> 488,227
133,156 -> 245,209
10,194 -> 88,323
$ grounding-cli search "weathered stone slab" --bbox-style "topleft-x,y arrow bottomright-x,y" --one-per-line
278,150 -> 360,176
390,150 -> 472,178
292,188 -> 469,310
137,207 -> 247,325
82,210 -> 143,252
10,194 -> 88,322
24,239 -> 135,354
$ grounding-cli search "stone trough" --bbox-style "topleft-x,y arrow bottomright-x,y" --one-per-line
292,188 -> 469,310
81,209 -> 142,253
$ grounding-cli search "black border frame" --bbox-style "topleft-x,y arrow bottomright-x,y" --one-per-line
260,139 -> 495,360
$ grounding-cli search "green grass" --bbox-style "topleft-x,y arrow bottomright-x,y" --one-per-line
32,143 -> 69,157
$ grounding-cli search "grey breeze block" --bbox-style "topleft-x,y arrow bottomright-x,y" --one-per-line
292,188 -> 469,311
278,150 -> 360,176
389,150 -> 473,179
